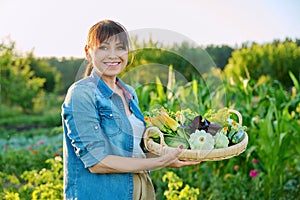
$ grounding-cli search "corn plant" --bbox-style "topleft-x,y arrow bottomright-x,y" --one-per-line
147,68 -> 300,199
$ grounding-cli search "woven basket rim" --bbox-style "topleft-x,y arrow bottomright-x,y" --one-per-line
143,109 -> 248,161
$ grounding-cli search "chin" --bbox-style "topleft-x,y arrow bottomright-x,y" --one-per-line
105,70 -> 123,77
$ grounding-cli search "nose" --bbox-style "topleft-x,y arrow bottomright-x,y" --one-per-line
107,54 -> 118,60
107,49 -> 119,60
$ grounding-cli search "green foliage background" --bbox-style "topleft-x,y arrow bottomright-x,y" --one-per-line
0,36 -> 300,199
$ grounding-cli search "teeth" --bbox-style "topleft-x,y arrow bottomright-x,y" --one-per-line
105,62 -> 119,66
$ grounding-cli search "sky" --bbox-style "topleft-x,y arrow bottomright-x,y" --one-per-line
1,0 -> 300,58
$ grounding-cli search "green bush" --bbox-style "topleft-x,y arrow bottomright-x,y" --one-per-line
0,40 -> 46,114
0,127 -> 62,176
224,40 -> 300,88
0,156 -> 63,200
162,171 -> 199,200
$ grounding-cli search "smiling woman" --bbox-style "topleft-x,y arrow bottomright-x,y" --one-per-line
85,36 -> 128,80
61,19 -> 200,200
83,20 -> 129,78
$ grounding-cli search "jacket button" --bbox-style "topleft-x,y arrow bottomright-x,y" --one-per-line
94,126 -> 99,130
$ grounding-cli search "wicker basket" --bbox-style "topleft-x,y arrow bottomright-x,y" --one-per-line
143,109 -> 248,161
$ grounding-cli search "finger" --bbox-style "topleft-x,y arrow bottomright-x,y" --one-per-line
180,160 -> 201,166
167,146 -> 183,157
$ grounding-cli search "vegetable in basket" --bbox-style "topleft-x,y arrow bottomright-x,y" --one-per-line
226,119 -> 247,144
165,135 -> 190,149
144,108 -> 191,147
188,130 -> 215,150
189,115 -> 221,136
214,132 -> 229,148
145,107 -> 247,150
144,107 -> 180,134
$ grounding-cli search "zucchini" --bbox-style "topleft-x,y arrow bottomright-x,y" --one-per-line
165,136 -> 190,149
231,129 -> 245,144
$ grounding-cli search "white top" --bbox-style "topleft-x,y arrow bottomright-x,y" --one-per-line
128,114 -> 146,158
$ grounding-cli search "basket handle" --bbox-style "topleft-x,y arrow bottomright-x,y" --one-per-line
144,126 -> 167,146
228,109 -> 243,125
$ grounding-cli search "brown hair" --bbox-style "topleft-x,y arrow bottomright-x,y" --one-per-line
84,19 -> 129,77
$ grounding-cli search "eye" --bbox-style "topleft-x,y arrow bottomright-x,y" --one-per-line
99,45 -> 108,50
117,45 -> 126,50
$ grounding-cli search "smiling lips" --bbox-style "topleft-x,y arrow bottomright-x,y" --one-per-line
104,62 -> 120,67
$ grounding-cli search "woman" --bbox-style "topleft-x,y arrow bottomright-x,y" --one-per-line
61,19 -> 200,200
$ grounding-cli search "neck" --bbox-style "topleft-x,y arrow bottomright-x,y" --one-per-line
93,67 -> 117,90
102,76 -> 117,91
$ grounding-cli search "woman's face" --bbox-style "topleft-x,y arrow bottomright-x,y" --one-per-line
88,36 -> 128,78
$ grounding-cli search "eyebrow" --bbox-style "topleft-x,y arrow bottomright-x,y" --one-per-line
101,41 -> 124,45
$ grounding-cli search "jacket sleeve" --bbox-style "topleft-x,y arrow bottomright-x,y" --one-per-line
62,84 -> 110,168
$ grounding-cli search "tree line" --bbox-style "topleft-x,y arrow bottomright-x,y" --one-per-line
1,37 -> 299,114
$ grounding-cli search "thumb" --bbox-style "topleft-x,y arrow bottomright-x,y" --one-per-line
175,145 -> 184,155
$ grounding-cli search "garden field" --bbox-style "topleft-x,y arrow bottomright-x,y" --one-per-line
1,70 -> 299,200
1,38 -> 300,199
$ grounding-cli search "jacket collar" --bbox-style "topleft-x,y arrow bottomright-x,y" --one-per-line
90,69 -> 132,99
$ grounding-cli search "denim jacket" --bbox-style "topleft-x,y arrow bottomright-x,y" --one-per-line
61,70 -> 145,200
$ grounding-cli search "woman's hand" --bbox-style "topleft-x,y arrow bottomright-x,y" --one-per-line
156,146 -> 201,168
88,145 -> 200,174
